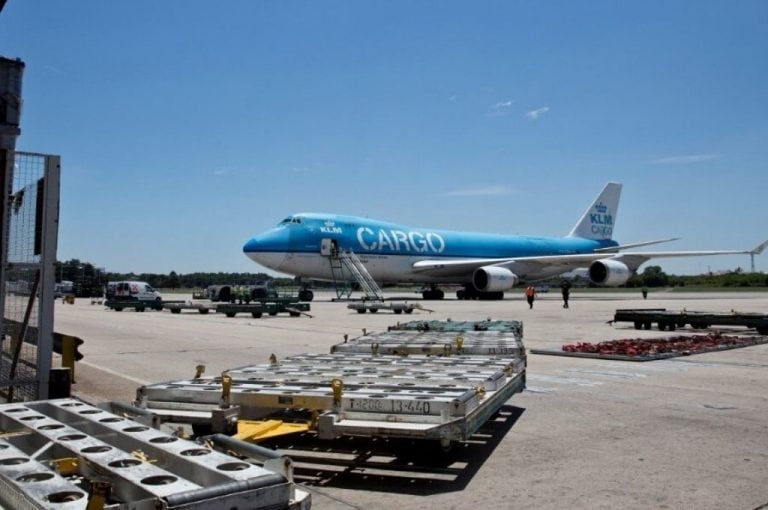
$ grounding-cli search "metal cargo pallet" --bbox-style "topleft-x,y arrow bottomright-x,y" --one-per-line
331,328 -> 524,357
136,351 -> 526,447
0,398 -> 309,509
388,319 -> 523,335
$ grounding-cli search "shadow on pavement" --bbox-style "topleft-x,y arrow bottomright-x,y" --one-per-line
260,405 -> 525,496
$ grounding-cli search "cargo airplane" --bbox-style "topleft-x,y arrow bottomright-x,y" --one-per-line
243,182 -> 766,301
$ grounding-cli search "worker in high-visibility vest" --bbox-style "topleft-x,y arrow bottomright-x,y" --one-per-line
525,284 -> 536,309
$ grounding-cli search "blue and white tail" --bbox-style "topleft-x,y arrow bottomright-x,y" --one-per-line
568,182 -> 622,240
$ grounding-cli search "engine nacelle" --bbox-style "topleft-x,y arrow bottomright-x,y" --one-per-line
472,266 -> 520,292
588,259 -> 632,286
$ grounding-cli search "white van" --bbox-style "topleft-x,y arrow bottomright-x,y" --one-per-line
113,281 -> 162,301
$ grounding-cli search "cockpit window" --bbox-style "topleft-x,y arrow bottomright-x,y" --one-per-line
278,216 -> 303,225
279,217 -> 292,225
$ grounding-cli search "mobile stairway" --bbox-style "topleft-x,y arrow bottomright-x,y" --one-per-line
329,249 -> 384,302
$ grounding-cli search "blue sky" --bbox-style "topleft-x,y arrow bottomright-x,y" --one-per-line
1,1 -> 766,275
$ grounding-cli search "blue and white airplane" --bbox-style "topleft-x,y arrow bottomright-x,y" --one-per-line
243,182 -> 766,301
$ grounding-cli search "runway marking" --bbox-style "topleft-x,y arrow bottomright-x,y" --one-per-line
80,361 -> 151,385
527,374 -> 604,387
563,368 -> 647,380
524,385 -> 556,394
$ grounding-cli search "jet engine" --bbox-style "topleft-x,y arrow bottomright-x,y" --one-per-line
588,259 -> 632,286
472,266 -> 520,292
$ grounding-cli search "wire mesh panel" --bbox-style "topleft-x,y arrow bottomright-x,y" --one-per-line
0,152 -> 59,401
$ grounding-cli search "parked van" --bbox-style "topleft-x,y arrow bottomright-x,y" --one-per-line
112,281 -> 162,301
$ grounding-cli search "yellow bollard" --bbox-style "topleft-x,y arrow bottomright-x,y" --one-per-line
61,335 -> 76,383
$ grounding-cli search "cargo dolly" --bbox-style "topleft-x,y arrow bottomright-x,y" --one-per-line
0,398 -> 310,509
346,301 -> 427,314
612,308 -> 768,334
105,299 -> 185,312
134,321 -> 526,450
164,301 -> 312,318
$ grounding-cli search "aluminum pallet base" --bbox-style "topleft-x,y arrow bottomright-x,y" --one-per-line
0,398 -> 310,509
331,328 -> 524,357
137,352 -> 526,444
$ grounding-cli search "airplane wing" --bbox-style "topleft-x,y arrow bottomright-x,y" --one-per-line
412,240 -> 767,278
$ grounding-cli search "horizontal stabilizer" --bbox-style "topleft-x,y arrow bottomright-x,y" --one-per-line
594,237 -> 680,253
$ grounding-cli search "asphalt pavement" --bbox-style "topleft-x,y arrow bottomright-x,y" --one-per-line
54,290 -> 768,510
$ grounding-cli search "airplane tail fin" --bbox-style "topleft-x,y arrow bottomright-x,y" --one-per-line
568,182 -> 622,240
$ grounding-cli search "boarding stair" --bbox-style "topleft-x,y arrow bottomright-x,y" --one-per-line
329,249 -> 384,301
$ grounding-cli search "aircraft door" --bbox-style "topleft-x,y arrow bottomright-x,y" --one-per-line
320,238 -> 332,256
320,238 -> 338,256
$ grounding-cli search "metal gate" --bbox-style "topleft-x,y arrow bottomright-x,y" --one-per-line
0,151 -> 60,401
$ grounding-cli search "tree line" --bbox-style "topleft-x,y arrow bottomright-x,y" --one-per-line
55,259 -> 293,297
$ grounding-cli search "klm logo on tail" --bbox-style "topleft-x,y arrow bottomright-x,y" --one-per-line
590,202 -> 613,237
568,182 -> 622,241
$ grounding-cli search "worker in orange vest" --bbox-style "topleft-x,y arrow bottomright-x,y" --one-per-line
525,284 -> 536,309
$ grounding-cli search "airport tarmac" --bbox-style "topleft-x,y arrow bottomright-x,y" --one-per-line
54,290 -> 768,510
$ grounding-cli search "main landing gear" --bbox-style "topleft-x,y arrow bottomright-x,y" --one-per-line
456,285 -> 504,300
421,286 -> 445,300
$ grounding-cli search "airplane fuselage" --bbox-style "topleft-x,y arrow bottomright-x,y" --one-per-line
243,213 -> 617,284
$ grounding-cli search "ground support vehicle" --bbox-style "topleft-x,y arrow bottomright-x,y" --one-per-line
612,308 -> 768,334
0,398 -> 310,509
347,301 -> 426,314
105,298 -> 184,312
134,322 -> 526,449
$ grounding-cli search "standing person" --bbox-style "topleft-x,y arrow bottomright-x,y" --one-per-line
560,279 -> 572,308
525,284 -> 536,309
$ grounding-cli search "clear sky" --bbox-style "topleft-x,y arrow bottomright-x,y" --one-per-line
1,1 -> 766,276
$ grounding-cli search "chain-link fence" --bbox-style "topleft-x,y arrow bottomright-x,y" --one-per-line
0,151 -> 59,401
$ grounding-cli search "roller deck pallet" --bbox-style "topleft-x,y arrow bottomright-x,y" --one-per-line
134,322 -> 526,446
613,308 -> 768,334
388,319 -> 524,335
0,398 -> 310,509
332,326 -> 524,357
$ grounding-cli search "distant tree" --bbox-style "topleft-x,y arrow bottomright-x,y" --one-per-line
640,265 -> 669,287
167,271 -> 181,289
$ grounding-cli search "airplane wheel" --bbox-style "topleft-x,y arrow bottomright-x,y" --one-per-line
456,290 -> 466,300
299,290 -> 314,301
357,308 -> 367,314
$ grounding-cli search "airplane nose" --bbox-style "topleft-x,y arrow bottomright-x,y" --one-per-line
243,229 -> 289,270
